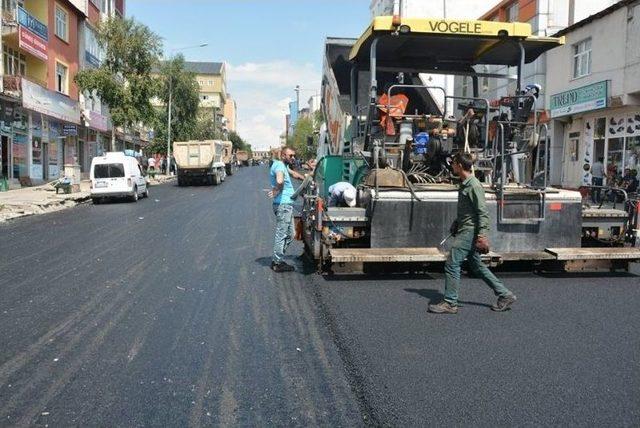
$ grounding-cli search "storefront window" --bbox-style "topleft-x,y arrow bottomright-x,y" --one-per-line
626,136 -> 640,172
607,138 -> 624,180
12,133 -> 27,178
32,137 -> 42,165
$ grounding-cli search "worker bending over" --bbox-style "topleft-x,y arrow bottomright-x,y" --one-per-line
328,182 -> 357,207
429,152 -> 517,314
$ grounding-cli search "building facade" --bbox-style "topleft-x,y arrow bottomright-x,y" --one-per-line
223,95 -> 236,133
184,61 -> 226,128
0,0 -> 124,186
546,0 -> 640,188
453,0 -> 619,112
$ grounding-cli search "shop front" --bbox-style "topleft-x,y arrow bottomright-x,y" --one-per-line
0,99 -> 27,181
80,108 -> 111,178
550,81 -> 640,188
20,78 -> 81,183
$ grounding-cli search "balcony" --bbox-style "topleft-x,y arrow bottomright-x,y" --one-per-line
2,75 -> 48,99
1,7 -> 19,37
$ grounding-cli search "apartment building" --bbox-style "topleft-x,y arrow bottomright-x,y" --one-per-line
185,61 -> 227,128
223,95 -> 236,133
0,0 -> 124,186
453,0 -> 618,111
545,0 -> 640,188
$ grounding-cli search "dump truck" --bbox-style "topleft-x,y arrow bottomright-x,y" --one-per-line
220,141 -> 237,176
236,150 -> 250,167
173,140 -> 226,186
299,16 -> 640,273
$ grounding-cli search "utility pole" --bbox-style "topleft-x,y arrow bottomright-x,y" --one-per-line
166,76 -> 172,171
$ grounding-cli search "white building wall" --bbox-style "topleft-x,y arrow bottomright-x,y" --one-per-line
546,4 -> 640,188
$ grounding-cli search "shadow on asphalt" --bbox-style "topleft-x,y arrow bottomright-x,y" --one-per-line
404,288 -> 493,308
254,256 -> 317,275
534,271 -> 638,279
322,272 -> 437,282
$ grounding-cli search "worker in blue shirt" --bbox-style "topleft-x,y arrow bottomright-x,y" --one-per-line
268,146 -> 304,272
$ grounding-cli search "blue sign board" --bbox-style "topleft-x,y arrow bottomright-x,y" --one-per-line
85,51 -> 100,68
63,124 -> 78,136
17,7 -> 48,41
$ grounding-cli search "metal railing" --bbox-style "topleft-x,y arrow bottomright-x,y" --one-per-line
495,121 -> 549,225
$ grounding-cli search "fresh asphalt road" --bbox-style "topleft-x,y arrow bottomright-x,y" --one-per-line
1,166 -> 639,427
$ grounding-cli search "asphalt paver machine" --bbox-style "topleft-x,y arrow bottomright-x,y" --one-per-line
301,16 -> 640,273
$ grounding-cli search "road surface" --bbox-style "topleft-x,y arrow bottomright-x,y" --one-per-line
1,166 -> 639,426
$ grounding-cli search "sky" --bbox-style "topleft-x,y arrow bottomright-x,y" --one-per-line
127,0 -> 501,150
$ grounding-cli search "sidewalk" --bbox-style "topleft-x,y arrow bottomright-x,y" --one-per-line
0,175 -> 175,223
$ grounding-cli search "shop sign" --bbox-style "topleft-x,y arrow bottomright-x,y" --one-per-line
19,27 -> 48,61
550,81 -> 608,118
17,7 -> 48,41
89,111 -> 109,132
21,79 -> 81,124
85,51 -> 100,68
63,124 -> 78,136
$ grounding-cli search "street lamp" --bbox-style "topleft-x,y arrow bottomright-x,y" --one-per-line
166,43 -> 208,174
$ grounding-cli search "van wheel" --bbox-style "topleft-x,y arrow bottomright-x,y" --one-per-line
131,186 -> 139,202
212,174 -> 219,185
143,187 -> 149,198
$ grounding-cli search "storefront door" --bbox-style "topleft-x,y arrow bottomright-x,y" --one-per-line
1,135 -> 9,178
42,142 -> 49,180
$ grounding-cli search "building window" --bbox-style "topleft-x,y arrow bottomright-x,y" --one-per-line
507,2 -> 519,22
3,46 -> 26,76
55,5 -> 68,42
56,62 -> 68,94
208,80 -> 213,86
461,77 -> 469,98
573,38 -> 591,79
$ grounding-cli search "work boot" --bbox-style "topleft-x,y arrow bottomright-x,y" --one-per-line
428,301 -> 458,314
491,294 -> 517,312
271,261 -> 295,273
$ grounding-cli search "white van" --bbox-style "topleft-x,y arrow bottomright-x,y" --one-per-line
90,152 -> 148,204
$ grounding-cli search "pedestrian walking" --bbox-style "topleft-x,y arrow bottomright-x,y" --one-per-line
160,156 -> 167,174
591,157 -> 604,203
148,156 -> 156,171
268,146 -> 297,272
429,152 -> 517,314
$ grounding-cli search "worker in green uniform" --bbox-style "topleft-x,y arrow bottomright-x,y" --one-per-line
429,152 -> 517,314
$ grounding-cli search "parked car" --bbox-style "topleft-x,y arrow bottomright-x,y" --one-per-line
90,152 -> 149,204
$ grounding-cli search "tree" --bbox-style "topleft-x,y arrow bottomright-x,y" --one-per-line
147,55 -> 200,154
288,116 -> 316,160
229,131 -> 251,153
75,17 -> 162,151
191,111 -> 223,141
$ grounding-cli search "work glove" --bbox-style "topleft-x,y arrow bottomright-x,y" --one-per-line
475,235 -> 490,254
449,220 -> 459,236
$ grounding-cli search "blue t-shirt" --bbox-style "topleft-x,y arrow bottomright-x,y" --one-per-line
270,160 -> 294,205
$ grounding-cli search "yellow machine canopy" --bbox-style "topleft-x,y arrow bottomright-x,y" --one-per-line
350,17 -> 564,70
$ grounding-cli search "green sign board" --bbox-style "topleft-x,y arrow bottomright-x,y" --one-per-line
550,80 -> 608,118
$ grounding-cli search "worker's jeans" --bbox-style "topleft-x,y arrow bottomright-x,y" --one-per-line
272,203 -> 294,264
591,177 -> 603,203
444,244 -> 512,305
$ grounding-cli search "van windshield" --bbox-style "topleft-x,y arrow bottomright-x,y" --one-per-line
94,163 -> 125,178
